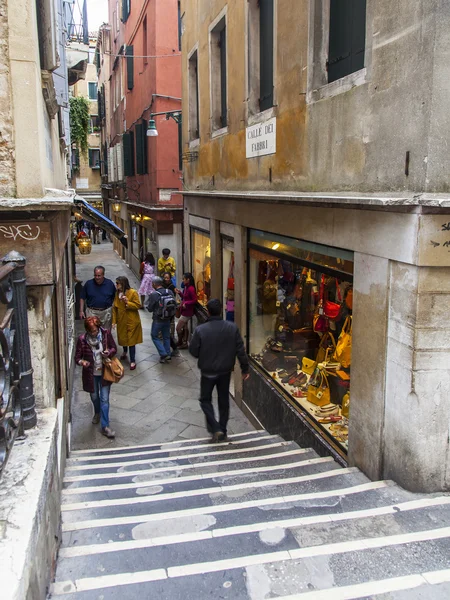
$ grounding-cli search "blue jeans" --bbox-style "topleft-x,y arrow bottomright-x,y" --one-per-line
151,320 -> 171,357
90,375 -> 111,429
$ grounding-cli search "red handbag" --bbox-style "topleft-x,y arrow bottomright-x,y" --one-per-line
324,279 -> 342,320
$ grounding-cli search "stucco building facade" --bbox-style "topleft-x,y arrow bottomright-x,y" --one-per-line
181,0 -> 450,492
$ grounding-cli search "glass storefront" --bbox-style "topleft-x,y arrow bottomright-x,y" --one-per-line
248,230 -> 353,452
191,229 -> 211,306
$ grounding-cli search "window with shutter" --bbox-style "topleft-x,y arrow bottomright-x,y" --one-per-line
122,0 -> 130,22
123,131 -> 135,176
135,123 -> 148,175
126,45 -> 134,90
259,0 -> 274,112
117,142 -> 124,180
88,82 -> 98,100
89,149 -> 101,169
209,14 -> 227,132
328,0 -> 366,83
219,27 -> 227,128
188,49 -> 199,140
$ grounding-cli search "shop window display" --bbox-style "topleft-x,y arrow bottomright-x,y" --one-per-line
248,233 -> 353,453
191,229 -> 211,306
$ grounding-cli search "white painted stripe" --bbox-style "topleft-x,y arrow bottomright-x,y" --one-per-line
62,456 -> 328,496
61,481 -> 387,531
50,568 -> 167,595
50,566 -> 450,597
62,461 -> 343,511
63,448 -> 310,483
65,441 -> 292,471
70,430 -> 265,455
58,496 -> 450,559
67,434 -> 277,464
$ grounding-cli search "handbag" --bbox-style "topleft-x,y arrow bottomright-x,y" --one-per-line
302,356 -> 316,375
102,337 -> 124,383
307,367 -> 331,407
324,279 -> 342,320
316,331 -> 337,365
333,316 -> 352,368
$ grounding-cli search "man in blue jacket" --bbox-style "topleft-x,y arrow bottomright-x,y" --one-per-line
189,298 -> 250,443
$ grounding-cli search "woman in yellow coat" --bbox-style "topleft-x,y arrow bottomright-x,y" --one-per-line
112,276 -> 143,370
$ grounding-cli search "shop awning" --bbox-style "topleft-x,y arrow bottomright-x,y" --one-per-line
73,196 -> 128,248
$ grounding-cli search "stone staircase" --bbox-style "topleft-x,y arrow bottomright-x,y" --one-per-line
50,430 -> 450,599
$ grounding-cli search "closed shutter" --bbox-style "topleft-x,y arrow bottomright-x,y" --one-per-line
135,122 -> 148,175
219,27 -> 227,127
123,131 -> 135,176
126,45 -> 134,90
122,0 -> 130,22
259,0 -> 274,112
117,142 -> 124,181
102,143 -> 108,176
108,147 -> 114,182
328,0 -> 366,83
97,90 -> 103,120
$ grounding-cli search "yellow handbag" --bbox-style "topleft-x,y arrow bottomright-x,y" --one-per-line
307,368 -> 331,407
302,357 -> 316,375
333,316 -> 352,368
316,331 -> 337,365
341,392 -> 350,418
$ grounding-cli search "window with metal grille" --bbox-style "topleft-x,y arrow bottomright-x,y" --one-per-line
328,0 -> 366,83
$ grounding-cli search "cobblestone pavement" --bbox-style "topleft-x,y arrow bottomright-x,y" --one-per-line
71,241 -> 255,450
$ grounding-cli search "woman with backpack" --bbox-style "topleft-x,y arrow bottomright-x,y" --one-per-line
175,273 -> 197,349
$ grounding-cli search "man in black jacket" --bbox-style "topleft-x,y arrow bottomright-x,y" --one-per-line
189,298 -> 250,443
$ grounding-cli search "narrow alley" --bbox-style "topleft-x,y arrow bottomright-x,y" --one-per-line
71,242 -> 255,449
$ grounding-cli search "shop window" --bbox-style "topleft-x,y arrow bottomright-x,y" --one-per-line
248,231 -> 353,453
328,0 -> 367,83
88,148 -> 100,169
88,82 -> 98,100
188,49 -> 199,141
247,0 -> 275,117
210,15 -> 227,131
191,229 -> 211,306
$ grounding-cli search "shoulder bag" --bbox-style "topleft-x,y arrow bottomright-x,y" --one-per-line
333,316 -> 352,368
102,335 -> 124,383
307,367 -> 331,407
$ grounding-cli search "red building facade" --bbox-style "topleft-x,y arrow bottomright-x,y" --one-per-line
100,0 -> 183,276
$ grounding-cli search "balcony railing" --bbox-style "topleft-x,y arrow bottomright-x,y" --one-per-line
0,251 -> 36,477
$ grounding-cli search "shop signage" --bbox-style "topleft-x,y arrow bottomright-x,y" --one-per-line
246,117 -> 276,159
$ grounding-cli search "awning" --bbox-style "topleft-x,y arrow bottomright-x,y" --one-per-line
73,196 -> 128,248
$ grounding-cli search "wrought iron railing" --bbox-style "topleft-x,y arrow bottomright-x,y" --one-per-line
0,251 -> 36,476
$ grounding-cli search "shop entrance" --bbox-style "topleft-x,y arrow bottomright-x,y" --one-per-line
248,230 -> 353,456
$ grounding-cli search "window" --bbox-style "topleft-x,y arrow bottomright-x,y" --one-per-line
188,49 -> 199,141
247,0 -> 274,116
123,131 -> 135,176
210,15 -> 227,131
88,48 -> 95,63
328,0 -> 367,83
177,2 -> 182,51
72,148 -> 80,171
89,115 -> 100,133
191,229 -> 211,306
143,16 -> 148,67
248,230 -> 354,453
122,0 -> 131,22
88,82 -> 98,100
89,148 -> 101,169
126,45 -> 134,90
135,122 -> 148,175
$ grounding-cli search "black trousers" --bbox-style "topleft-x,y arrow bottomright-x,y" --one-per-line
199,372 -> 231,435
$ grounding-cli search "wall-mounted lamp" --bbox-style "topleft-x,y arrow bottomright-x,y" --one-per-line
112,202 -> 121,213
147,111 -> 182,137
272,243 -> 280,250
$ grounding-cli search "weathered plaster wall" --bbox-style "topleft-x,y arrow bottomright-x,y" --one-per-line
181,0 -> 450,194
0,0 -> 16,197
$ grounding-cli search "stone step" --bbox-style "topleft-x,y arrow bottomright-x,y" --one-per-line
63,445 -> 316,490
63,440 -> 307,480
65,433 -> 283,468
61,468 -> 368,526
61,455 -> 340,504
50,497 -> 450,599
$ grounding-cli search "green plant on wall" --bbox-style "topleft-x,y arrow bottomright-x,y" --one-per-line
69,96 -> 90,156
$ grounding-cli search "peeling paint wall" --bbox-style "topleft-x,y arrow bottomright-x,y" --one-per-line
181,0 -> 450,194
0,0 -> 16,196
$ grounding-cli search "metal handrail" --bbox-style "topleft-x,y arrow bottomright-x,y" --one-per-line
0,251 -> 36,477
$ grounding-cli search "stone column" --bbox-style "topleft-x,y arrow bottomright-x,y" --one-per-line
209,218 -> 222,300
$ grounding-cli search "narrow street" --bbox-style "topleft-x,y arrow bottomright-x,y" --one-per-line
72,242 -> 255,449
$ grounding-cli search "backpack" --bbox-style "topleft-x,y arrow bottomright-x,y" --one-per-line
155,289 -> 177,320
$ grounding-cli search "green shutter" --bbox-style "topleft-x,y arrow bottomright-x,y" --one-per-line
123,132 -> 135,176
122,0 -> 130,22
259,0 -> 274,112
126,45 -> 134,90
135,123 -> 146,175
328,0 -> 366,83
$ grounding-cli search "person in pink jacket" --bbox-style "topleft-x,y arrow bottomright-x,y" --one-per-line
176,272 -> 197,349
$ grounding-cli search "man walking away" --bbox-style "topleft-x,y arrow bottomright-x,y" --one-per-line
79,266 -> 116,330
189,298 -> 250,443
147,276 -> 177,363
